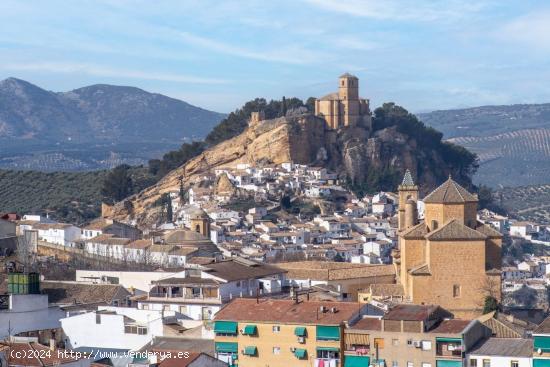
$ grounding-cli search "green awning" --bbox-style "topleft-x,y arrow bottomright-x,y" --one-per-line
345,355 -> 370,367
317,347 -> 339,352
316,325 -> 340,341
215,342 -> 238,353
214,321 -> 237,334
436,337 -> 461,343
534,359 -> 550,367
436,360 -> 462,367
294,348 -> 307,359
243,346 -> 257,356
535,336 -> 550,352
243,325 -> 257,335
294,326 -> 307,337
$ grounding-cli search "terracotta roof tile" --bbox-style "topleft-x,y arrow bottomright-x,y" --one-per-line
214,298 -> 361,325
429,319 -> 471,334
426,219 -> 487,241
423,177 -> 478,203
277,261 -> 395,281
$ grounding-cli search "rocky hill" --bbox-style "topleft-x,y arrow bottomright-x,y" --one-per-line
0,78 -> 224,170
107,112 -> 475,227
418,104 -> 550,187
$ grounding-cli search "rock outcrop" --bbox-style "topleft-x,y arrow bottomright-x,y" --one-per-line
107,114 -> 471,227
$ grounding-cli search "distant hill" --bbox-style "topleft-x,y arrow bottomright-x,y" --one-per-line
418,103 -> 550,187
0,78 -> 225,170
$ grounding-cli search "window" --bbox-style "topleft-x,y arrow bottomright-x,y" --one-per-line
421,364 -> 431,367
453,284 -> 461,298
407,339 -> 413,347
407,363 -> 413,367
470,359 -> 477,367
142,304 -> 149,310
431,220 -> 438,230
482,360 -> 490,367
95,314 -> 101,324
392,362 -> 398,367
392,339 -> 399,346
511,362 -> 519,367
272,325 -> 281,333
317,350 -> 339,359
273,347 -> 281,355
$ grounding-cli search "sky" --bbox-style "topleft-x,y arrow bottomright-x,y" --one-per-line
1,0 -> 550,113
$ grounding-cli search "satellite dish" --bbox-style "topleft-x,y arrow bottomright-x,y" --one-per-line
539,348 -> 543,355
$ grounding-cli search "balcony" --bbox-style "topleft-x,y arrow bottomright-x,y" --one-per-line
435,338 -> 463,359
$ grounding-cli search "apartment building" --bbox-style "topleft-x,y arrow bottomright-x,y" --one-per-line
213,298 -> 369,367
343,304 -> 489,367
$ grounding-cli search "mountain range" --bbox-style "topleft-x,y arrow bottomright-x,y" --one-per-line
419,104 -> 550,187
0,78 -> 224,170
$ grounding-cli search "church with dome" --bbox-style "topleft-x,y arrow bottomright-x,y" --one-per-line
395,170 -> 503,318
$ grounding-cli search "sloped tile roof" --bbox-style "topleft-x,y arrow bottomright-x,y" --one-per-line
409,263 -> 431,275
426,219 -> 487,241
423,177 -> 478,203
475,221 -> 503,238
469,337 -> 532,357
402,221 -> 427,239
214,298 -> 361,325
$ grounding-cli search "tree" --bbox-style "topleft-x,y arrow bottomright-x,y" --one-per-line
280,195 -> 292,210
179,179 -> 187,203
166,195 -> 173,223
101,165 -> 133,203
482,296 -> 498,314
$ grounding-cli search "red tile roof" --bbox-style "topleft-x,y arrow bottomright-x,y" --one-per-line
214,298 -> 362,325
429,319 -> 472,334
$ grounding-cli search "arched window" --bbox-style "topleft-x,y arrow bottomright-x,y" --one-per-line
431,220 -> 438,230
195,224 -> 201,233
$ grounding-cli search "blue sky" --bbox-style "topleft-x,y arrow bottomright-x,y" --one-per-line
1,0 -> 549,113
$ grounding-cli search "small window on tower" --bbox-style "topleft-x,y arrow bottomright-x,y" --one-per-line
341,81 -> 345,86
453,284 -> 461,298
431,220 -> 438,230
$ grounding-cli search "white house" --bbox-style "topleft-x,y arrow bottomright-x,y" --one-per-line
33,222 -> 81,247
510,221 -> 535,238
61,307 -> 169,351
466,338 -> 532,367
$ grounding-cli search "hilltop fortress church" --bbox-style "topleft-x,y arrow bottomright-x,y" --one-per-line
396,170 -> 503,318
315,73 -> 371,129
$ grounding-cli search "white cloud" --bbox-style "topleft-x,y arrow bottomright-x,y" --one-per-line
175,31 -> 319,65
496,10 -> 550,50
303,0 -> 487,22
0,62 -> 229,84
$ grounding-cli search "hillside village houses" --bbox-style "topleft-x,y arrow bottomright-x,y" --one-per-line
5,76 -> 550,366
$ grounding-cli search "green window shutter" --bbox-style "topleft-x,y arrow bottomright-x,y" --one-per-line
344,355 -> 370,367
294,349 -> 307,359
435,337 -> 462,343
436,360 -> 462,367
243,325 -> 257,335
243,346 -> 257,356
214,321 -> 238,335
215,342 -> 238,353
316,325 -> 340,341
535,336 -> 550,352
294,327 -> 307,337
534,359 -> 550,367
